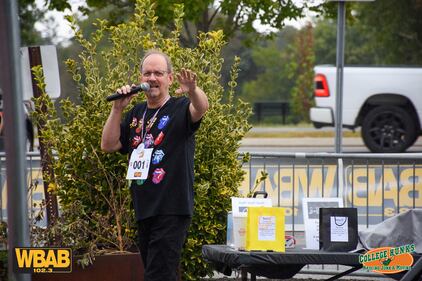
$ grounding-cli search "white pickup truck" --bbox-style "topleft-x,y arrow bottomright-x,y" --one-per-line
310,65 -> 422,152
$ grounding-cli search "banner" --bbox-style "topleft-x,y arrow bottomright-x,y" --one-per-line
239,164 -> 422,227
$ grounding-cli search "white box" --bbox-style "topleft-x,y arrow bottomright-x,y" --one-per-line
233,216 -> 247,250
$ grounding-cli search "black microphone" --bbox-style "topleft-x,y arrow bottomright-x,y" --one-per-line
106,83 -> 150,101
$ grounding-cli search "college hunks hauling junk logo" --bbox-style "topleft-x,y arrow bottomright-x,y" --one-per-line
359,244 -> 415,274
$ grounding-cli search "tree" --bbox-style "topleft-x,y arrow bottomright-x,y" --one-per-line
313,0 -> 422,65
287,24 -> 314,123
220,32 -> 260,95
27,0 -> 326,46
313,19 -> 375,65
353,0 -> 422,65
240,27 -> 298,104
19,0 -> 50,45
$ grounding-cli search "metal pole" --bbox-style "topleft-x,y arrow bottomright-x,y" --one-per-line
0,1 -> 31,281
335,1 -> 346,153
28,46 -> 59,230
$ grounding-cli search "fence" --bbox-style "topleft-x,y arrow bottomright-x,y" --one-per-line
240,152 -> 422,228
253,102 -> 289,123
2,151 -> 421,227
0,152 -> 43,224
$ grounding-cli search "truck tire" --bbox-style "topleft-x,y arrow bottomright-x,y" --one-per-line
362,105 -> 416,153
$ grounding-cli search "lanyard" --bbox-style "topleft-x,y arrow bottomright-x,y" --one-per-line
140,96 -> 170,142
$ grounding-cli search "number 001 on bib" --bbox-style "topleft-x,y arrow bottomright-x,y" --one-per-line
246,207 -> 285,252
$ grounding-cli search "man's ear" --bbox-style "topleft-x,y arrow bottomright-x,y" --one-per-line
168,72 -> 174,85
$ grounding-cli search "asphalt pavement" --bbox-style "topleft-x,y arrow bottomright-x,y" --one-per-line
240,127 -> 422,153
241,136 -> 365,147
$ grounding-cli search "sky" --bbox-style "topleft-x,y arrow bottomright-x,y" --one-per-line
34,0 -> 86,46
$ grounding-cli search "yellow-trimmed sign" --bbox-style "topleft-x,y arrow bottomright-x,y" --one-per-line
14,247 -> 72,273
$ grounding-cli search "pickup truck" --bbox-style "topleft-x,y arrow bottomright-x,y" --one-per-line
310,65 -> 422,153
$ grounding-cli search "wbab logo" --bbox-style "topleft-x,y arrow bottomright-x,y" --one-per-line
14,247 -> 72,273
359,244 -> 415,274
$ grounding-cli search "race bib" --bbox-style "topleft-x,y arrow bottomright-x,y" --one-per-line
126,143 -> 153,180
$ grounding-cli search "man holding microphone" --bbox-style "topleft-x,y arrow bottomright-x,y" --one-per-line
101,49 -> 208,280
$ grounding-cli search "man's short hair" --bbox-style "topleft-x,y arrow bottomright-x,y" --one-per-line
140,50 -> 173,73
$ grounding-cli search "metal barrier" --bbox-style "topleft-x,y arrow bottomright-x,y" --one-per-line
0,152 -> 43,223
241,152 -> 422,230
1,151 -> 421,228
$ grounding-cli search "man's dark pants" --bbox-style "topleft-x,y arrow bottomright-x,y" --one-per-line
137,215 -> 191,281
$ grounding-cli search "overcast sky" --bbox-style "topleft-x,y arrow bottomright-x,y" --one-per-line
34,0 -> 85,46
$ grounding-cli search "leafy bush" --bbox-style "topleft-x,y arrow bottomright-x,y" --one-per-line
32,0 -> 251,279
0,249 -> 7,280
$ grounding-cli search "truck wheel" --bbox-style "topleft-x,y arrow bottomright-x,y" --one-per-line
362,105 -> 416,153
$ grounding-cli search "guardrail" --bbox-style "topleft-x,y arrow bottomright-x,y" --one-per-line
2,151 -> 420,227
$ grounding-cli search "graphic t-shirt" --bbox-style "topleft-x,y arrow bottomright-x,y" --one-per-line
119,96 -> 200,220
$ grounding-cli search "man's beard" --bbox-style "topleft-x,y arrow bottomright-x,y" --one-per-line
145,88 -> 160,99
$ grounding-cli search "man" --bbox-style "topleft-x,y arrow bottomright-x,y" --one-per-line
101,50 -> 208,281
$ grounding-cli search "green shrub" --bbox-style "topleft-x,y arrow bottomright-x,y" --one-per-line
0,249 -> 7,280
32,0 -> 251,279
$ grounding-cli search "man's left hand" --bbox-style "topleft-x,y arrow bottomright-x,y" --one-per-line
175,68 -> 197,95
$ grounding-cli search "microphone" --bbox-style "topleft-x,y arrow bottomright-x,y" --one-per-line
106,83 -> 150,101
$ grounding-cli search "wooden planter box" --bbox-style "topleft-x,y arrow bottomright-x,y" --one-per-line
32,252 -> 144,281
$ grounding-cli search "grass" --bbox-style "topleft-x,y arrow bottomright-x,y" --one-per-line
251,122 -> 314,128
245,130 -> 361,138
248,122 -> 361,138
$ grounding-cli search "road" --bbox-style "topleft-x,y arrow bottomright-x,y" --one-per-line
240,127 -> 422,153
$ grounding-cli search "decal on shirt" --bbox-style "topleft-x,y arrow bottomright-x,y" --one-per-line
131,135 -> 142,148
130,117 -> 138,128
136,179 -> 145,185
144,133 -> 154,148
154,131 -> 164,146
152,149 -> 165,165
158,115 -> 170,130
152,168 -> 166,184
135,117 -> 144,134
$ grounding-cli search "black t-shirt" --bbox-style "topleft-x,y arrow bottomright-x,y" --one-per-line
119,96 -> 200,221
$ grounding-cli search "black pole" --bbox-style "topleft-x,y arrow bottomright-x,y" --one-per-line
0,1 -> 31,281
